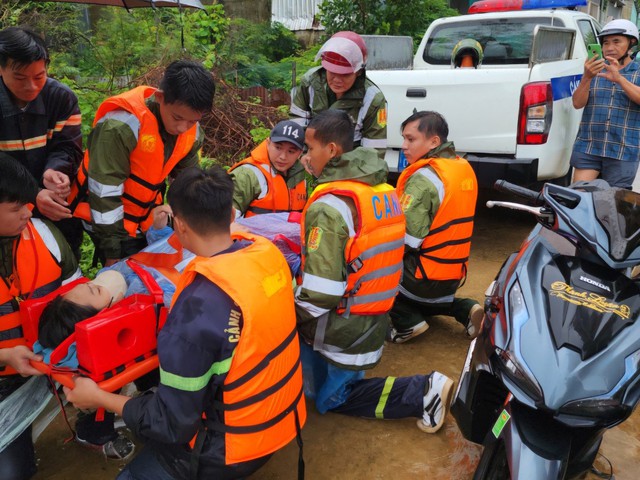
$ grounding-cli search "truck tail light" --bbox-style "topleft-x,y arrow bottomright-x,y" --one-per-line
517,82 -> 552,145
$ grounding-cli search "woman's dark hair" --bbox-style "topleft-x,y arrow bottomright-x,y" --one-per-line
38,296 -> 100,349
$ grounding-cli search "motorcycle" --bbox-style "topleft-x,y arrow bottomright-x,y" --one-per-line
451,180 -> 640,479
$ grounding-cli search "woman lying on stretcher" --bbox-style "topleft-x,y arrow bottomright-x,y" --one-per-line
36,207 -> 302,354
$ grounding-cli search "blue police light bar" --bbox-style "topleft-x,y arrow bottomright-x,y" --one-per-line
469,0 -> 587,13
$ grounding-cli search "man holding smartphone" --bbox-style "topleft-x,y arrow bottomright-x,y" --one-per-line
571,19 -> 640,189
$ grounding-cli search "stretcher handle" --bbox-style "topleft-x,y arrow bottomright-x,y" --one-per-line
29,360 -> 76,389
30,356 -> 159,393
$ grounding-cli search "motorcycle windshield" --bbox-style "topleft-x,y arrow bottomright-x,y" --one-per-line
542,255 -> 640,360
593,189 -> 640,261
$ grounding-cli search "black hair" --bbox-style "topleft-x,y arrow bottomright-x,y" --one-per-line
401,111 -> 449,143
159,60 -> 215,113
307,110 -> 354,153
0,153 -> 38,204
38,296 -> 100,349
0,26 -> 49,69
167,165 -> 234,236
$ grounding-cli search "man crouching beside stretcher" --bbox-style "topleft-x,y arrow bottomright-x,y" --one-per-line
64,166 -> 306,480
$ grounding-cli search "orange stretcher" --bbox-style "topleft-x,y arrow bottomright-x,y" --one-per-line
21,260 -> 168,392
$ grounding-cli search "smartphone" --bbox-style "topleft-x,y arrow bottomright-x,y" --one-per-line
587,43 -> 602,60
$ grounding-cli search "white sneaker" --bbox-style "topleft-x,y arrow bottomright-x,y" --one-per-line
387,320 -> 429,344
465,304 -> 484,339
417,372 -> 455,434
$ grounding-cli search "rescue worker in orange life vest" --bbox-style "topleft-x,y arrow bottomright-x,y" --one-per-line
68,60 -> 215,267
296,110 -> 455,434
388,111 -> 483,345
229,120 -> 308,218
0,153 -> 80,479
65,165 -> 306,480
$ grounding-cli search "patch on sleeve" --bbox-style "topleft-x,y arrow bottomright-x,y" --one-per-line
400,193 -> 414,211
307,226 -> 323,252
377,108 -> 387,128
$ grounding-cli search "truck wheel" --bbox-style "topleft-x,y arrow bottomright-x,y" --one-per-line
473,440 -> 509,480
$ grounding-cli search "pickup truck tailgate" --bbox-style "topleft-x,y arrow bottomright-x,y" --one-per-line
368,67 -> 531,154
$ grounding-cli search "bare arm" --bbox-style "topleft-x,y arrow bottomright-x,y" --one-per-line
0,346 -> 44,377
63,377 -> 130,416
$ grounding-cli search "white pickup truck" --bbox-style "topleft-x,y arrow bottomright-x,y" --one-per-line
367,5 -> 601,186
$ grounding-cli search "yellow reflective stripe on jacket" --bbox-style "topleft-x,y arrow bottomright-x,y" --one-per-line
160,351 -> 235,392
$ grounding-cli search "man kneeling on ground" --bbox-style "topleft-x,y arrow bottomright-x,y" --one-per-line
64,166 -> 306,480
389,111 -> 483,344
296,109 -> 455,434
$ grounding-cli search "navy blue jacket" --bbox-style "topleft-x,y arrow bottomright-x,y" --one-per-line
122,240 -> 270,479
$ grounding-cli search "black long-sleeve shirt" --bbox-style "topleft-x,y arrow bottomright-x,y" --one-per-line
0,77 -> 82,183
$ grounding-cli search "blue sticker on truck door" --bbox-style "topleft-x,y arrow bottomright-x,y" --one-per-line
551,74 -> 583,101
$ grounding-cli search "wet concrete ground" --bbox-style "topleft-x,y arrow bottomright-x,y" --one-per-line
33,192 -> 640,479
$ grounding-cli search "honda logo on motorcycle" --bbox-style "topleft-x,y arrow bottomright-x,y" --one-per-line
579,275 -> 611,292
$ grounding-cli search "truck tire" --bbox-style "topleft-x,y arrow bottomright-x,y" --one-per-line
473,440 -> 510,480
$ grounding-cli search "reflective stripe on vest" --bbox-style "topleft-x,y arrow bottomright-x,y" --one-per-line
229,141 -> 307,218
301,181 -> 406,317
396,157 -> 477,282
69,86 -> 197,236
172,233 -> 305,464
0,221 -> 62,375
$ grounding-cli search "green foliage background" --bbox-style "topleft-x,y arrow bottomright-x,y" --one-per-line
319,0 -> 458,49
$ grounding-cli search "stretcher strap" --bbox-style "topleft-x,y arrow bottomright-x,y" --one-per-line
125,259 -> 166,307
129,234 -> 183,270
91,350 -> 157,382
273,234 -> 301,255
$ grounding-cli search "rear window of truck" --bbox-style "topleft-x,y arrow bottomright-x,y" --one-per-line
423,17 -> 564,65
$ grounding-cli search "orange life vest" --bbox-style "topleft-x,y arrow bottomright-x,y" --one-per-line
301,181 -> 406,317
229,141 -> 307,217
173,232 -> 305,465
69,86 -> 198,236
0,221 -> 62,376
396,157 -> 477,282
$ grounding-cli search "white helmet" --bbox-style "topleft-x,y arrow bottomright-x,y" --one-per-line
597,19 -> 639,45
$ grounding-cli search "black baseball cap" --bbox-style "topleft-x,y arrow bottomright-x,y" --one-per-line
270,120 -> 305,150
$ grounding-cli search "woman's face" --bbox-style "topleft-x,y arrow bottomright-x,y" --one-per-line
63,282 -> 113,310
63,270 -> 128,310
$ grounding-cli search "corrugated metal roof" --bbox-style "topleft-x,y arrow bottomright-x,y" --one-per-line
271,0 -> 325,31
